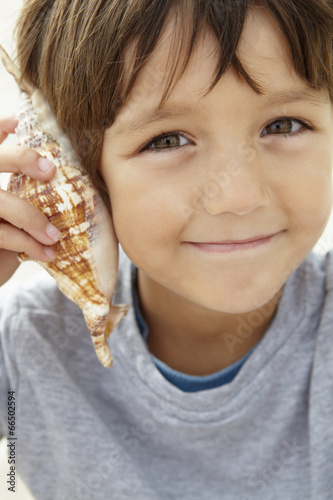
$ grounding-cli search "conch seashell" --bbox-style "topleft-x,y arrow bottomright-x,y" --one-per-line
0,46 -> 129,368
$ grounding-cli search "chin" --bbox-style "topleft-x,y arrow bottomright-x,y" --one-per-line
196,282 -> 284,315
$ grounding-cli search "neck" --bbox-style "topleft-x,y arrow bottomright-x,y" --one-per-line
136,269 -> 283,376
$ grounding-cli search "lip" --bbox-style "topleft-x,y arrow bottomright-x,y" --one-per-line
184,232 -> 281,253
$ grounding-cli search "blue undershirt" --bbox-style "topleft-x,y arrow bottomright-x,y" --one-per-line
131,263 -> 258,392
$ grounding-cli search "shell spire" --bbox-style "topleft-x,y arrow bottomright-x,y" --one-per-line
0,45 -> 34,94
0,45 -> 129,368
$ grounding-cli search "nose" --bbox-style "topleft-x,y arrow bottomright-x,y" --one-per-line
202,154 -> 271,216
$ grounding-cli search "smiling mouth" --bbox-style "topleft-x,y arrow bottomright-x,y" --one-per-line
184,232 -> 282,253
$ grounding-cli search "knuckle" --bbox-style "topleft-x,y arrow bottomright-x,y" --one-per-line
23,200 -> 37,218
24,236 -> 47,261
20,206 -> 49,239
0,222 -> 13,246
26,205 -> 48,227
24,234 -> 39,254
18,147 -> 39,168
18,199 -> 43,225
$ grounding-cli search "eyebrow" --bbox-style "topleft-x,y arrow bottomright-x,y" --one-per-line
259,87 -> 328,108
113,105 -> 198,137
113,87 -> 327,137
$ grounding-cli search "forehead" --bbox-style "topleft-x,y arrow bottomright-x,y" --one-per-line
113,6 -> 328,132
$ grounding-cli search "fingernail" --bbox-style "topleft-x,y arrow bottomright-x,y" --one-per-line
44,247 -> 57,260
46,223 -> 61,241
38,157 -> 54,173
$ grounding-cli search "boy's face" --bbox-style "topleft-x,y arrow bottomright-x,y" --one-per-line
100,7 -> 333,315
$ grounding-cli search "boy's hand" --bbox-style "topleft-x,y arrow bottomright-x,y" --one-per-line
0,116 -> 60,287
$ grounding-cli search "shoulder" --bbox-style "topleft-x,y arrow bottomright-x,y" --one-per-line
324,249 -> 333,290
297,249 -> 333,359
0,269 -> 85,373
312,247 -> 333,319
0,268 -> 81,326
305,249 -> 333,319
292,249 -> 333,303
312,249 -> 333,297
303,250 -> 333,428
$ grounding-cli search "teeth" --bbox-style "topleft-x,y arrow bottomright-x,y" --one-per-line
0,45 -> 129,368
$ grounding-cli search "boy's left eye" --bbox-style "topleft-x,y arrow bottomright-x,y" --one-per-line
260,117 -> 310,137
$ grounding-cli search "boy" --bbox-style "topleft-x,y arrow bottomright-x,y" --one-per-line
0,0 -> 332,498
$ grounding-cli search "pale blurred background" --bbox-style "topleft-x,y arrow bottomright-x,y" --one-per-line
0,1 -> 333,499
0,2 -> 46,498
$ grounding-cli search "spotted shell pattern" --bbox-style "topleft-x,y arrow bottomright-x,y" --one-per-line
0,46 -> 129,368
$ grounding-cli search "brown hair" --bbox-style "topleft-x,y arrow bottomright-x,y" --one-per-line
15,0 -> 333,206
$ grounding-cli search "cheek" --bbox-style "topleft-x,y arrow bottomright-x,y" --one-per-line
273,143 -> 333,234
107,170 -> 184,251
290,157 -> 332,231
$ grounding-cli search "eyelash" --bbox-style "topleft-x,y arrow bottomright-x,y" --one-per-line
139,117 -> 313,155
139,130 -> 192,154
260,116 -> 313,139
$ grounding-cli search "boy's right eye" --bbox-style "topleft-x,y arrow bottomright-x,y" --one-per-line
139,131 -> 193,154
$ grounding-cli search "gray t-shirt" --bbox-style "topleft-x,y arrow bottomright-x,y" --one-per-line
0,245 -> 332,500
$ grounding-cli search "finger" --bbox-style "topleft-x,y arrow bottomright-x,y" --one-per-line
0,249 -> 20,287
0,223 -> 57,263
0,116 -> 19,143
0,189 -> 61,246
0,144 -> 56,180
